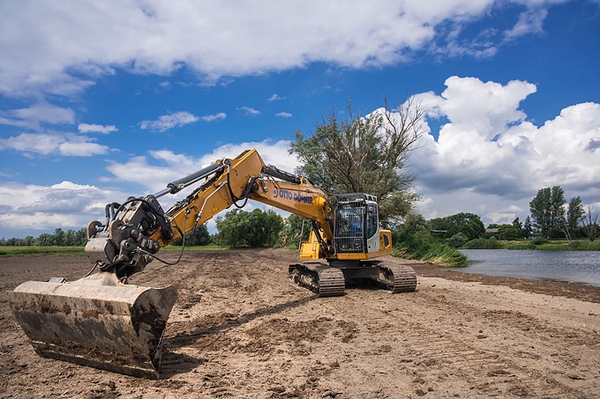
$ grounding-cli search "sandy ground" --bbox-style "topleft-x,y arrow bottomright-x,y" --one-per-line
1,248 -> 600,398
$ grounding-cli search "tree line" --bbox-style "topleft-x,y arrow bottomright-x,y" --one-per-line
0,228 -> 88,247
3,184 -> 596,249
402,185 -> 599,246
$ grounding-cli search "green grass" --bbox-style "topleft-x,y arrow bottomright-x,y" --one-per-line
0,246 -> 85,256
504,242 -> 537,250
162,244 -> 227,250
567,240 -> 600,250
503,239 -> 600,251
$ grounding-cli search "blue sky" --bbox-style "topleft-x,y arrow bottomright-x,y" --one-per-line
1,0 -> 599,238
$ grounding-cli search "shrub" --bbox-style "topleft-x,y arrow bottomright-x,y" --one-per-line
498,224 -> 519,240
216,209 -> 284,248
447,232 -> 469,248
394,231 -> 467,267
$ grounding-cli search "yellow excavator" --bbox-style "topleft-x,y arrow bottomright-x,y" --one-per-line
8,149 -> 416,379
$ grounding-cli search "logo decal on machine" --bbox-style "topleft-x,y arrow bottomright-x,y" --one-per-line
273,188 -> 313,204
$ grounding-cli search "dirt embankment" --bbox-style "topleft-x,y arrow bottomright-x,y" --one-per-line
1,248 -> 599,398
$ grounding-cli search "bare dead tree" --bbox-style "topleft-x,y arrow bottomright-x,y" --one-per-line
581,206 -> 599,242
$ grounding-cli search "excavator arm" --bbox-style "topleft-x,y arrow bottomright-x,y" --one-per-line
85,148 -> 336,280
157,149 -> 334,246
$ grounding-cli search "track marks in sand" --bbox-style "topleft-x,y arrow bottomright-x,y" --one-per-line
333,279 -> 600,398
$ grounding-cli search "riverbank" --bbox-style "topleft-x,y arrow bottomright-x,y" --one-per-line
412,259 -> 600,303
463,237 -> 600,251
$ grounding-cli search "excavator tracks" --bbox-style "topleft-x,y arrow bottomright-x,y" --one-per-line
373,262 -> 417,293
288,262 -> 346,297
289,260 -> 417,296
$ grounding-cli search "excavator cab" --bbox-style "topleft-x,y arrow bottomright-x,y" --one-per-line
333,193 -> 382,255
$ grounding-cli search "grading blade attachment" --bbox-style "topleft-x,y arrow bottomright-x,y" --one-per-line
8,272 -> 177,379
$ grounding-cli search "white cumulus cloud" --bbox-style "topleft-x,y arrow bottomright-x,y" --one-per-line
238,106 -> 261,116
78,123 -> 118,134
407,76 -> 600,225
139,111 -> 200,132
0,103 -> 75,131
0,133 -> 108,156
104,140 -> 297,194
201,112 -> 227,122
268,94 -> 285,102
0,181 -> 125,235
0,0 -> 565,98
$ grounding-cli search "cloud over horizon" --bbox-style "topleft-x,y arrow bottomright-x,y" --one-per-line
411,76 -> 600,223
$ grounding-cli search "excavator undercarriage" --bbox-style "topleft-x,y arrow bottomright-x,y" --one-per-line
289,260 -> 417,297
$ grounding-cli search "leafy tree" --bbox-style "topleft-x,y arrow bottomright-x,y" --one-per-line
530,188 -> 551,237
216,209 -> 284,248
37,233 -> 55,246
511,217 -> 522,235
172,224 -> 212,246
289,99 -> 424,225
529,186 -> 566,238
77,228 -> 88,245
522,216 -> 533,238
279,214 -> 311,247
64,229 -> 76,246
4,237 -> 26,246
565,196 -> 584,239
498,224 -> 519,240
0,229 -> 88,246
393,213 -> 429,250
53,228 -> 65,246
215,209 -> 246,248
401,213 -> 428,235
428,213 -> 485,241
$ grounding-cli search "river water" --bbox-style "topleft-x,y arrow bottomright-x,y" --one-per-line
456,249 -> 600,287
